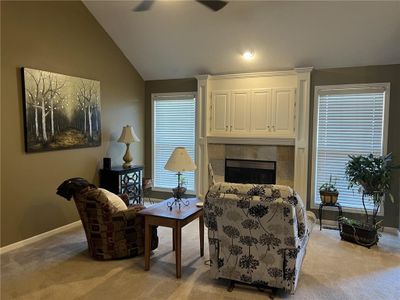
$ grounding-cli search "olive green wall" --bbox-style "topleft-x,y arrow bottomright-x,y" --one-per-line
1,1 -> 145,246
308,65 -> 400,228
144,79 -> 197,199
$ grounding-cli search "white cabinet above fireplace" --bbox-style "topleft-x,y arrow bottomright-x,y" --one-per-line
272,88 -> 296,136
210,87 -> 295,138
197,68 -> 312,205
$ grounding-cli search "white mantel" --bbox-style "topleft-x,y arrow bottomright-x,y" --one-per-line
196,68 -> 312,201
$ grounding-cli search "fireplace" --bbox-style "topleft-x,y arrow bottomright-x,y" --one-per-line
225,159 -> 276,184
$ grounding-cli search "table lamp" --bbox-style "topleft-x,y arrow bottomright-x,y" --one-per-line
118,125 -> 140,169
164,147 -> 196,209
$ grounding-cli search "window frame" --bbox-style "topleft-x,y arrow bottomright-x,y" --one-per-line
311,83 -> 390,214
151,92 -> 197,193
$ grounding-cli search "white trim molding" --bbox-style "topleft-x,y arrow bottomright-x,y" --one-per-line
207,136 -> 295,146
310,82 -> 390,214
382,227 -> 400,236
196,76 -> 209,199
151,92 -> 198,193
198,68 -> 314,81
203,70 -> 298,80
293,69 -> 312,201
0,221 -> 81,255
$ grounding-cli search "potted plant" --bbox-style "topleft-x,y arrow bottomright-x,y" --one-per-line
319,175 -> 339,204
341,153 -> 397,247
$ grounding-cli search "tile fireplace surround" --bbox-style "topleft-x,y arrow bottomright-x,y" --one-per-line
208,144 -> 294,187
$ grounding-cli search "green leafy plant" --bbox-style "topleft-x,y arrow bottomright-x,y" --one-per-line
179,176 -> 187,187
319,175 -> 338,193
345,153 -> 396,226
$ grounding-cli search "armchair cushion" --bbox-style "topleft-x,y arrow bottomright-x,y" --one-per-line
98,188 -> 128,213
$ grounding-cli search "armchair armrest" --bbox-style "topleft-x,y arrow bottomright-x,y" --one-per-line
112,206 -> 144,228
112,205 -> 158,250
118,193 -> 130,206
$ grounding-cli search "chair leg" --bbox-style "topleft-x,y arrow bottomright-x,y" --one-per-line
227,280 -> 235,292
319,203 -> 323,230
269,287 -> 279,299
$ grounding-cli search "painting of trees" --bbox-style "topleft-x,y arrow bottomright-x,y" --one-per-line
22,68 -> 101,152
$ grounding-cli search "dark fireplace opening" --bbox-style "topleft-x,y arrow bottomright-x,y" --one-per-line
225,159 -> 276,184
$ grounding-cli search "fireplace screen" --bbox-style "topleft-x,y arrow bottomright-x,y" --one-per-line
225,159 -> 276,184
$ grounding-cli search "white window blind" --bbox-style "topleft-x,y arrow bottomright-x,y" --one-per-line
153,96 -> 196,192
314,86 -> 388,210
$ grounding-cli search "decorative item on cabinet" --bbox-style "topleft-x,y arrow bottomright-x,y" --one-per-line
142,177 -> 154,204
103,157 -> 111,170
118,125 -> 140,169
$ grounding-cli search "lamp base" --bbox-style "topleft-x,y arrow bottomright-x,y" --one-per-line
122,143 -> 133,169
167,197 -> 189,210
122,162 -> 132,169
172,186 -> 187,199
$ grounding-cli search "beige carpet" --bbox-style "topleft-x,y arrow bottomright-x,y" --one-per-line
1,220 -> 399,300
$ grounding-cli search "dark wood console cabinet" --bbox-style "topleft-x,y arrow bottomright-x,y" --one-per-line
100,166 -> 143,205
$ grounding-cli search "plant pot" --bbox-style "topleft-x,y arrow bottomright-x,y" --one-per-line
339,222 -> 378,248
172,186 -> 186,199
319,191 -> 339,204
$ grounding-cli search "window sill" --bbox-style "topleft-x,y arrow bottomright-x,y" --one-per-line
152,187 -> 196,194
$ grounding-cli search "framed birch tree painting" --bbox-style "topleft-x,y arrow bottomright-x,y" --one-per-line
22,68 -> 101,152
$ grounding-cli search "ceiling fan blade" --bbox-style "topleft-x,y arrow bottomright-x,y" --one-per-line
196,1 -> 228,12
133,0 -> 155,12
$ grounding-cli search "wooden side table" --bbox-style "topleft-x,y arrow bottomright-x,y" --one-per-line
318,202 -> 343,230
138,198 -> 204,278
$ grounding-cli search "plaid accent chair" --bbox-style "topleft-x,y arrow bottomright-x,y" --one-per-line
204,182 -> 316,293
73,186 -> 158,260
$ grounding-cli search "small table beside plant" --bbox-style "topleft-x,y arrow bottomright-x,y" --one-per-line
138,197 -> 204,278
318,202 -> 343,230
318,175 -> 342,230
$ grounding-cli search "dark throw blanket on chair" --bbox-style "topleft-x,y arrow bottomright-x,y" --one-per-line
56,177 -> 96,200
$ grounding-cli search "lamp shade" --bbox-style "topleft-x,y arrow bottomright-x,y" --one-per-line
117,125 -> 140,144
165,147 -> 196,172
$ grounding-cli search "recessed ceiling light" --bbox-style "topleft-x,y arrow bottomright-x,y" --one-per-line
242,50 -> 255,60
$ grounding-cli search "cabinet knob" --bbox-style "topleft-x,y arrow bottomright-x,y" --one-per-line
225,125 -> 228,131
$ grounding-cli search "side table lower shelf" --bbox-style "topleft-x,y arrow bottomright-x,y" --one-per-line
318,202 -> 343,230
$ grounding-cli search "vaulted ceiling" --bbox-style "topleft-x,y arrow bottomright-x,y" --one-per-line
84,1 -> 400,80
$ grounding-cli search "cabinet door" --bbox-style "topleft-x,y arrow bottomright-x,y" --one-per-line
211,91 -> 230,134
272,88 -> 295,136
250,89 -> 272,133
230,90 -> 250,133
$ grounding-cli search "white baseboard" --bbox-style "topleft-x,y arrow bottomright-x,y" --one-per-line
319,219 -> 340,229
0,220 -> 81,255
318,219 -> 399,236
382,226 -> 399,235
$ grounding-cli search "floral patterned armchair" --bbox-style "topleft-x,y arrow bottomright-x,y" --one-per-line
204,182 -> 316,293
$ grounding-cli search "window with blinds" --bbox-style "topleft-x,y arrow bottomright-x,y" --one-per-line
313,84 -> 389,210
153,95 -> 196,192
